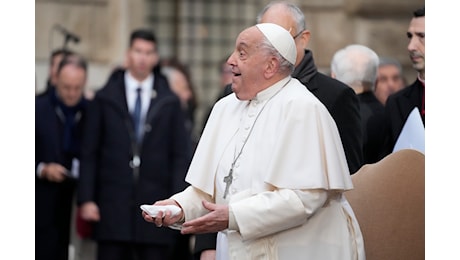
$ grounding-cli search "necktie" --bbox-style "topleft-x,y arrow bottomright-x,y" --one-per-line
133,87 -> 142,142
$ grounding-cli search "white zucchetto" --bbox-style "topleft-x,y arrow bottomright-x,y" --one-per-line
256,23 -> 297,65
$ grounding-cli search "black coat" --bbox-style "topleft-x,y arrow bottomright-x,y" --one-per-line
293,50 -> 363,174
35,90 -> 87,260
382,78 -> 425,155
77,69 -> 192,245
357,91 -> 386,164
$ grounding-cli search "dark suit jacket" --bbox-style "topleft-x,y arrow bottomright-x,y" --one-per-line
383,78 -> 424,155
35,90 -> 87,260
293,50 -> 363,174
358,91 -> 386,164
77,69 -> 192,245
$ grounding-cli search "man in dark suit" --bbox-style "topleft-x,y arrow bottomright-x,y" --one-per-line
331,44 -> 386,164
383,6 -> 425,155
194,2 -> 363,259
77,29 -> 193,260
36,53 -> 88,260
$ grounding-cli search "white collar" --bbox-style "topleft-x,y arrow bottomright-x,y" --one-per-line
417,74 -> 425,86
252,76 -> 291,102
125,71 -> 154,93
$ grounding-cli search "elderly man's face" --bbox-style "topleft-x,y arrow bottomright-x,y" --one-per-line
227,26 -> 267,100
375,64 -> 405,105
259,3 -> 310,67
56,64 -> 86,107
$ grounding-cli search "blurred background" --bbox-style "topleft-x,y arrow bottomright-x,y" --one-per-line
35,0 -> 424,138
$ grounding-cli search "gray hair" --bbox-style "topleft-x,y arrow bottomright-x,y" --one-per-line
57,53 -> 88,75
256,1 -> 307,32
379,57 -> 403,75
331,44 -> 379,90
259,35 -> 295,75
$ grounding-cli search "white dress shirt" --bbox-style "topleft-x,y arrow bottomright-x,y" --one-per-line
124,71 -> 154,133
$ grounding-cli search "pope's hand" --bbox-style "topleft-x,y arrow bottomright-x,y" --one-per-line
142,199 -> 184,228
180,200 -> 229,234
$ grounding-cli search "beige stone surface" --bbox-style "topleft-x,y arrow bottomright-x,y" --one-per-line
35,0 -> 147,90
35,1 -> 110,62
351,17 -> 418,83
302,0 -> 344,8
306,10 -> 353,68
345,0 -> 424,15
353,17 -> 412,66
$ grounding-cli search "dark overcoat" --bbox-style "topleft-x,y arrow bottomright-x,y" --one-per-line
77,69 -> 192,245
36,90 -> 86,260
382,79 -> 424,155
293,50 -> 363,174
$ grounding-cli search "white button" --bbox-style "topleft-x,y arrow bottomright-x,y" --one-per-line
151,90 -> 157,99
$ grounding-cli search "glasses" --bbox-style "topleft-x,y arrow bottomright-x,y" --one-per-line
293,30 -> 304,39
288,27 -> 304,40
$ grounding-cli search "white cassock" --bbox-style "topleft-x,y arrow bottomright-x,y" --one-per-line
171,76 -> 365,260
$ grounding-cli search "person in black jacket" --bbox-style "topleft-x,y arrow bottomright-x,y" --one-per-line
36,53 -> 88,260
193,1 -> 363,259
77,29 -> 193,260
382,6 -> 425,155
331,44 -> 386,164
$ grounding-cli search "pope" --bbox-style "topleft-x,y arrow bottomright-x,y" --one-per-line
142,23 -> 365,260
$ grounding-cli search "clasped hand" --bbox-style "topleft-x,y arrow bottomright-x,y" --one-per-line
142,200 -> 229,235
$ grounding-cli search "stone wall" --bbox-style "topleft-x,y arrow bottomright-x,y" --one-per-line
35,0 -> 145,92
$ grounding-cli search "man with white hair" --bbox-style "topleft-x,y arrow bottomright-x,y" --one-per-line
331,44 -> 386,164
142,23 -> 364,260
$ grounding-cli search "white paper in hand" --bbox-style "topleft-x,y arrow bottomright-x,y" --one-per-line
140,204 -> 182,218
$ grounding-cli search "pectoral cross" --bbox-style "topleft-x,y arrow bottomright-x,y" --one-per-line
223,167 -> 233,199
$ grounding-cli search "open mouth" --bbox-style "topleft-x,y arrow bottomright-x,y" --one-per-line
233,72 -> 241,77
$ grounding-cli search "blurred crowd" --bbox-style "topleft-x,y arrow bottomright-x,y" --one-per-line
35,1 -> 424,260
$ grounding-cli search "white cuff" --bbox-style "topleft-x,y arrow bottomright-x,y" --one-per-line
36,162 -> 45,177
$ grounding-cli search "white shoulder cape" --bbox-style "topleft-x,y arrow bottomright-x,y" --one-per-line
185,78 -> 353,196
